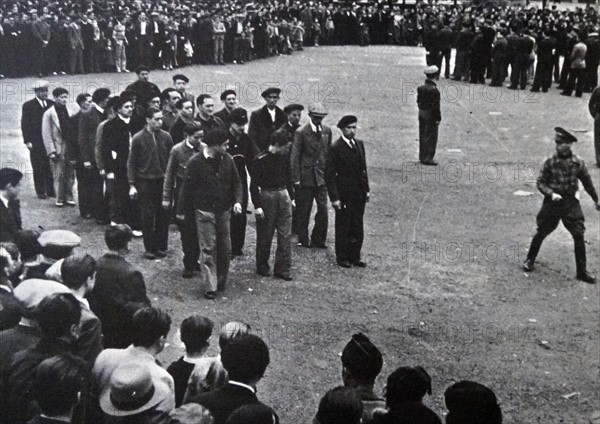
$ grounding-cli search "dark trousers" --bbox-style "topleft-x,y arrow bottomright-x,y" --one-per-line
595,118 -> 600,166
526,198 -> 588,274
490,57 -> 507,86
532,57 -> 553,91
230,211 -> 247,255
296,185 -> 328,247
585,62 -> 599,92
452,50 -> 470,81
470,54 -> 486,83
256,189 -> 292,277
70,46 -> 84,74
138,178 -> 169,253
78,165 -> 108,220
107,174 -> 141,230
510,56 -> 529,89
552,52 -> 561,82
418,119 -> 439,163
437,48 -> 451,78
178,215 -> 200,272
563,68 -> 585,96
30,146 -> 55,197
334,195 -> 366,264
559,58 -> 571,88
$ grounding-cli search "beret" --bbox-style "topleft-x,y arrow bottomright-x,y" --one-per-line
38,230 -> 81,248
14,279 -> 70,314
230,108 -> 248,126
220,89 -> 237,101
261,87 -> 281,98
554,127 -> 577,144
52,87 -> 69,98
172,74 -> 190,83
424,65 -> 439,75
337,115 -> 357,129
308,102 -> 328,116
203,129 -> 229,146
283,103 -> 304,114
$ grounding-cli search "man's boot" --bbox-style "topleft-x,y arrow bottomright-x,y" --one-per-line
574,236 -> 596,284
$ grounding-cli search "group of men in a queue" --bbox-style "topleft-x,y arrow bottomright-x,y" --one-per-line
20,69 -> 371,300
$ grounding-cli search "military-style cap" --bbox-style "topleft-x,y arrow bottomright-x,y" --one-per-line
14,279 -> 70,315
283,103 -> 304,114
220,89 -> 236,101
341,333 -> 383,381
204,129 -> 229,146
554,127 -> 577,144
261,87 -> 281,98
230,108 -> 249,126
308,102 -> 328,116
38,230 -> 81,248
337,115 -> 358,129
172,74 -> 189,83
269,131 -> 288,147
32,80 -> 50,91
424,65 -> 439,75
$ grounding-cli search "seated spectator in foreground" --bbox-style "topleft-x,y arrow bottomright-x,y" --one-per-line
168,314 -> 215,407
184,321 -> 250,402
314,386 -> 363,424
36,230 -> 81,281
226,404 -> 279,424
61,254 -> 103,364
88,224 -> 151,348
372,366 -> 442,424
90,307 -> 175,423
169,403 -> 215,424
444,381 -> 502,424
341,333 -> 386,423
99,363 -> 174,424
16,229 -> 43,281
3,291 -> 81,424
0,168 -> 23,243
187,334 -> 276,424
29,354 -> 89,424
0,245 -> 21,330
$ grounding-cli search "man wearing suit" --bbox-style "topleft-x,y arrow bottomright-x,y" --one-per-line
42,87 -> 75,207
66,16 -> 85,75
325,116 -> 369,268
88,225 -> 151,349
21,80 -> 55,199
0,168 -> 23,243
78,88 -> 111,223
215,89 -> 238,128
248,87 -> 287,153
417,66 -> 441,166
188,334 -> 277,424
30,13 -> 51,76
134,12 -> 153,67
290,102 -> 332,248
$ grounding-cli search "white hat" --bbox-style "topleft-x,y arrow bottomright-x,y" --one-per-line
424,65 -> 439,75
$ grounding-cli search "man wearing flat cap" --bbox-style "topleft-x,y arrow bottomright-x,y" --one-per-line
523,127 -> 600,284
178,129 -> 243,299
248,87 -> 287,153
325,115 -> 369,268
227,108 -> 258,256
417,66 -> 441,166
215,89 -> 238,128
250,131 -> 295,281
21,80 -> 55,199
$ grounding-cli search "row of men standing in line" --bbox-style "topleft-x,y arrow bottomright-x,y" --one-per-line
20,80 -> 370,300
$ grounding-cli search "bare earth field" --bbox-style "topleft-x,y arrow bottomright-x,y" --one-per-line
0,46 -> 598,423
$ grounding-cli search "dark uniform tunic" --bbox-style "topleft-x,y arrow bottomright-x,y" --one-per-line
416,80 -> 441,164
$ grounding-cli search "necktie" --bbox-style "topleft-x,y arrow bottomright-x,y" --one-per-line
316,125 -> 322,140
42,100 -> 46,108
349,139 -> 357,151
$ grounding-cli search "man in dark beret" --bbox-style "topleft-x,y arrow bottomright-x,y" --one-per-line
248,87 -> 286,153
173,74 -> 195,107
523,127 -> 600,284
215,89 -> 238,128
325,115 -> 369,268
341,333 -> 385,423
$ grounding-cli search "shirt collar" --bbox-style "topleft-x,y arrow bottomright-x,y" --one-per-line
36,97 -> 46,108
341,134 -> 355,147
229,380 -> 256,394
0,193 -> 8,208
94,103 -> 105,114
118,114 -> 131,124
267,107 -> 276,120
74,293 -> 90,309
309,120 -> 320,133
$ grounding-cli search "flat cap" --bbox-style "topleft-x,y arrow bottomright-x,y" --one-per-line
38,230 -> 81,248
424,65 -> 439,75
220,89 -> 237,101
32,80 -> 50,91
261,87 -> 281,98
554,127 -> 577,144
308,102 -> 328,116
283,103 -> 304,114
230,108 -> 249,126
14,279 -> 70,314
172,74 -> 189,83
337,115 -> 357,129
204,129 -> 229,146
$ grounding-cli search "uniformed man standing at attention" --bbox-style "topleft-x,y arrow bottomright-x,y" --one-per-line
417,65 -> 441,166
251,131 -> 295,281
523,127 -> 600,284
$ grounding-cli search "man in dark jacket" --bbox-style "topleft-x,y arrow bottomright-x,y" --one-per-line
490,31 -> 508,87
21,80 -> 55,199
531,30 -> 557,93
0,168 -> 23,243
248,88 -> 287,153
417,66 -> 441,166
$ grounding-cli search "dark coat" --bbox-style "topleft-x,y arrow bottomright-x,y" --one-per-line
78,106 -> 106,165
0,324 -> 40,383
0,199 -> 22,243
371,401 -> 442,424
325,137 -> 369,204
248,105 -> 286,153
87,253 -> 150,349
21,98 -> 55,149
99,117 -> 131,175
0,287 -> 21,331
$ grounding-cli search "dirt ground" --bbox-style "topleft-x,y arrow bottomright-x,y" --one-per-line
0,46 -> 598,423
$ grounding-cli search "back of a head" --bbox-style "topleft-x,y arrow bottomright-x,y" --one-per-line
445,381 -> 502,424
16,230 -> 41,261
181,314 -> 214,354
131,306 -> 172,347
38,293 -> 82,339
33,353 -> 88,417
221,334 -> 269,384
226,404 -> 277,424
341,333 -> 383,384
0,167 -> 23,190
105,224 -> 133,251
386,366 -> 432,406
315,386 -> 363,424
61,254 -> 96,290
